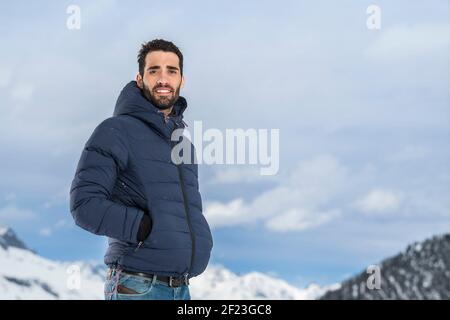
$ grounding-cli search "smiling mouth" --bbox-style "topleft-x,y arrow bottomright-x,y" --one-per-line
155,88 -> 173,95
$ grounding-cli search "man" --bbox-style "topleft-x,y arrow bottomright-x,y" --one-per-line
69,39 -> 213,300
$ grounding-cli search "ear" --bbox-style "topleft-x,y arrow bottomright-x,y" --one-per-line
180,75 -> 185,89
136,73 -> 143,89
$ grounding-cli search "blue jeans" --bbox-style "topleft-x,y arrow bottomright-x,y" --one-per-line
104,268 -> 191,300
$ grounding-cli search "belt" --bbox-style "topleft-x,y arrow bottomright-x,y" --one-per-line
108,268 -> 190,287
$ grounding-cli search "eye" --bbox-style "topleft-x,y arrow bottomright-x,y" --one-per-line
169,70 -> 177,74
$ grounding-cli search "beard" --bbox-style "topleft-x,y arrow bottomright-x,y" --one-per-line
141,81 -> 181,110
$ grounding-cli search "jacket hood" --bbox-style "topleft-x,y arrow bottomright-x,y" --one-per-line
113,81 -> 187,139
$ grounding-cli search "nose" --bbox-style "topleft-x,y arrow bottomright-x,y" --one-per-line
156,76 -> 170,87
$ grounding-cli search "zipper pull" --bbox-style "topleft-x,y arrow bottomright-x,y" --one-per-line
134,241 -> 144,252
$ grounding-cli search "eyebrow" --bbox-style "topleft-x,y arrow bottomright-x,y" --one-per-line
147,65 -> 179,71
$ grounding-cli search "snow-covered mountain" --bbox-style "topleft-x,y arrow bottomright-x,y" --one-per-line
190,264 -> 337,300
0,225 -> 331,300
0,226 -> 32,252
320,233 -> 450,299
0,226 -> 106,299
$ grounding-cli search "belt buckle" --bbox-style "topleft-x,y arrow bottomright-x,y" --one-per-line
169,276 -> 186,287
169,276 -> 179,287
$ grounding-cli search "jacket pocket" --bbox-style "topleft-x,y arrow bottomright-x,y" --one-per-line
133,209 -> 156,253
119,179 -> 147,201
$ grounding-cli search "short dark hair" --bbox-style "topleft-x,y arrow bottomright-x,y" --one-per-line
137,39 -> 183,77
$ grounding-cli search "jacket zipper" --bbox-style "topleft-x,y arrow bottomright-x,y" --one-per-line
134,240 -> 144,252
169,121 -> 195,279
172,138 -> 195,279
177,163 -> 195,279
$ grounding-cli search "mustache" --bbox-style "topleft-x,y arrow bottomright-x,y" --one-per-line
153,85 -> 174,92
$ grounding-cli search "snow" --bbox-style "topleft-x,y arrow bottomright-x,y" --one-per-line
0,225 -> 9,236
0,245 -> 105,299
189,264 -> 337,300
0,227 -> 336,300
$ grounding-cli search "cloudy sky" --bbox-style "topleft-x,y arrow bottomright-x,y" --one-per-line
0,0 -> 449,287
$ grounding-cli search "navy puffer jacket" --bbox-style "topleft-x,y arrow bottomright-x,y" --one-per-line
70,81 -> 213,279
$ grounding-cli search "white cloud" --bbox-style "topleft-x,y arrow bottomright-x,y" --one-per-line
4,193 -> 17,202
202,198 -> 247,227
210,166 -> 277,184
54,219 -> 71,229
10,83 -> 34,102
204,155 -> 348,232
366,23 -> 450,61
353,189 -> 403,215
43,184 -> 71,209
0,64 -> 13,88
0,205 -> 37,223
204,153 -> 447,231
38,219 -> 73,238
387,145 -> 430,163
39,228 -> 52,237
265,208 -> 340,232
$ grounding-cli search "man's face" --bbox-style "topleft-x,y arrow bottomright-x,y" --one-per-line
136,50 -> 184,110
